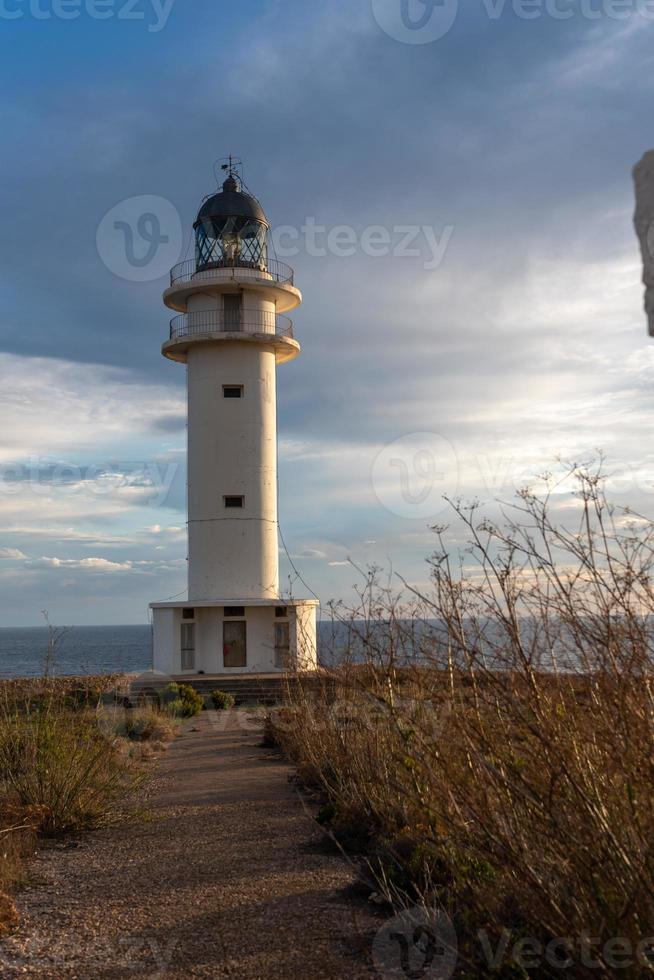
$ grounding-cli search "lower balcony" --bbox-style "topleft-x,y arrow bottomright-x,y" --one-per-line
169,309 -> 293,341
163,309 -> 300,365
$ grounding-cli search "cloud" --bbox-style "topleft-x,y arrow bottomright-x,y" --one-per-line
0,548 -> 27,560
150,416 -> 187,433
0,353 -> 185,463
30,555 -> 187,574
1,3 -> 654,622
36,557 -> 135,572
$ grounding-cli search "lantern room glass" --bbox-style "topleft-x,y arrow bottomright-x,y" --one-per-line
195,215 -> 268,272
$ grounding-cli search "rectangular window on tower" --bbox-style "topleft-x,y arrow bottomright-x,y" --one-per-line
223,385 -> 243,399
223,293 -> 242,331
224,496 -> 244,509
223,620 -> 246,668
180,622 -> 195,671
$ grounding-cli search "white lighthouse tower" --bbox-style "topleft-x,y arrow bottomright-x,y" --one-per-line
150,160 -> 318,676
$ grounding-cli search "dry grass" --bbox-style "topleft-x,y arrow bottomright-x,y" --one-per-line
0,675 -> 179,936
0,673 -> 133,707
0,802 -> 48,935
0,698 -> 142,836
272,465 -> 654,978
103,702 -> 181,744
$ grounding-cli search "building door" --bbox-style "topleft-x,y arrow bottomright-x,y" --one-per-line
223,293 -> 242,331
274,621 -> 291,669
223,620 -> 246,668
181,623 -> 195,671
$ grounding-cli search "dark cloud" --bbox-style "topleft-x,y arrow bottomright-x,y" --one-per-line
1,2 -> 653,622
150,415 -> 187,433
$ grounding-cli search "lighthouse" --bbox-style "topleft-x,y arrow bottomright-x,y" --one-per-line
150,160 -> 318,676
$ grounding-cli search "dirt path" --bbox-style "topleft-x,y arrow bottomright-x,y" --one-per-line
0,710 -> 380,978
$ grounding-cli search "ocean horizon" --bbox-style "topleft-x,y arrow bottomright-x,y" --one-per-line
0,625 -> 153,679
0,622 -> 351,679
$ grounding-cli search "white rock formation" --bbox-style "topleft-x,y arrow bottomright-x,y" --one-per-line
633,150 -> 654,336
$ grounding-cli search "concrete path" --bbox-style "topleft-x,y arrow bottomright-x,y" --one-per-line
1,711 -> 379,978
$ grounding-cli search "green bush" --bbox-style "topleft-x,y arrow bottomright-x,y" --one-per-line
166,697 -> 185,718
211,689 -> 235,710
163,683 -> 204,718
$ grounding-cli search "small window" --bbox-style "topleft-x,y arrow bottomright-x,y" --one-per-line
274,621 -> 291,669
223,385 -> 243,399
224,606 -> 245,618
182,608 -> 195,620
181,623 -> 195,671
223,620 -> 246,668
275,606 -> 288,618
224,496 -> 244,508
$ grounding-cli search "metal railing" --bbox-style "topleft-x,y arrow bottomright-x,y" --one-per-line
169,309 -> 294,342
169,257 -> 294,288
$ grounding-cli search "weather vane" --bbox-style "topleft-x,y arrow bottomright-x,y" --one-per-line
216,155 -> 243,184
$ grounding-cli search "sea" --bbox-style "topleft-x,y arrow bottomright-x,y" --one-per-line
0,623 -> 348,679
0,625 -> 153,679
0,620 -> 600,679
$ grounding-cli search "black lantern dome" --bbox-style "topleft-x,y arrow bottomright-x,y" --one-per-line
194,173 -> 269,273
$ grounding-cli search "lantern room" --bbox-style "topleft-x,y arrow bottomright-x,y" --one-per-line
193,173 -> 269,273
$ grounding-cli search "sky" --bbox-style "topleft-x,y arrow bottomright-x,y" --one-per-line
0,0 -> 653,625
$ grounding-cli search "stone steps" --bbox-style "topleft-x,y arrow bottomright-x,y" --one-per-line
130,672 -> 330,706
176,674 -> 318,706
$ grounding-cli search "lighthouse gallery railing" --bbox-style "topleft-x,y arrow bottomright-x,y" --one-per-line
169,257 -> 294,287
169,310 -> 294,341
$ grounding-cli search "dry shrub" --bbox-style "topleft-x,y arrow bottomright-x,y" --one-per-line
0,674 -> 132,709
0,675 -> 162,936
0,694 -> 142,835
272,465 -> 654,978
0,802 -> 43,891
105,703 -> 180,744
0,801 -> 48,936
0,893 -> 19,937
